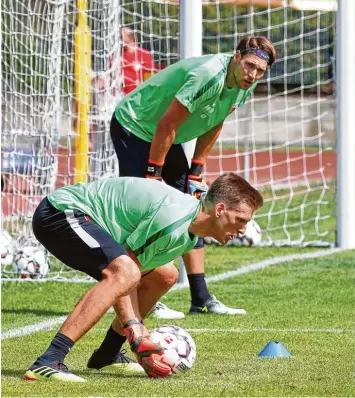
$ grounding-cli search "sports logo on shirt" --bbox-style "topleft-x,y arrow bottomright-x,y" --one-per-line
201,103 -> 216,118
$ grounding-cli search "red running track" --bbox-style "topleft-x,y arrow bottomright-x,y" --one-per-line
1,149 -> 336,217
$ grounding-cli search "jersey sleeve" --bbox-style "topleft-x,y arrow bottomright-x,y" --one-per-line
133,232 -> 198,272
175,66 -> 221,114
134,234 -> 173,270
125,215 -> 175,270
125,205 -> 198,271
125,216 -> 156,255
124,202 -> 175,262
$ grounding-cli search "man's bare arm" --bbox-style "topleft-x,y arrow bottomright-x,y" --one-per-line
112,294 -> 138,328
149,99 -> 190,164
192,122 -> 224,164
112,246 -> 143,332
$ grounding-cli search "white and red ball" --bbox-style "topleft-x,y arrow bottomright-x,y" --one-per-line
1,229 -> 15,266
233,219 -> 262,247
149,325 -> 196,373
13,246 -> 50,279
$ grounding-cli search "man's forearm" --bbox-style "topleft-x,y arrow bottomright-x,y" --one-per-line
148,125 -> 176,164
193,122 -> 223,164
113,294 -> 137,327
112,247 -> 143,335
148,99 -> 190,164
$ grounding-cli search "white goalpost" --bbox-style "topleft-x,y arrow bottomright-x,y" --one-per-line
1,0 -> 352,281
336,0 -> 355,249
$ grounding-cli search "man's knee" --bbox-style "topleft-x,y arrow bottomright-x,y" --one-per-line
152,262 -> 179,290
102,255 -> 141,293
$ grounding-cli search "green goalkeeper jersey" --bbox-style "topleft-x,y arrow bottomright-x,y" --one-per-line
47,177 -> 200,271
115,53 -> 257,144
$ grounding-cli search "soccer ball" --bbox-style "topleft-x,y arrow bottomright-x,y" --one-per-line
232,219 -> 262,247
149,325 -> 196,373
13,246 -> 50,279
204,220 -> 262,247
1,229 -> 15,266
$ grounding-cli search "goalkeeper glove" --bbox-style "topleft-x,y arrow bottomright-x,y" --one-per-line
187,159 -> 208,199
145,159 -> 164,181
123,319 -> 172,378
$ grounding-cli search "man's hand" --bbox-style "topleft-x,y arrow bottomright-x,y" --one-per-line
124,319 -> 172,378
187,175 -> 208,199
187,159 -> 208,199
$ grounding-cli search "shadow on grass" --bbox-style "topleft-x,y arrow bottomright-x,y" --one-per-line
79,369 -> 148,379
2,370 -> 27,379
1,308 -> 68,317
2,369 -> 148,380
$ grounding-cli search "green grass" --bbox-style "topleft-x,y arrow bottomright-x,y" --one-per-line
2,248 -> 355,397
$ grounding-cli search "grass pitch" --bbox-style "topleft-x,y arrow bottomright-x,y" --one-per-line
2,247 -> 355,397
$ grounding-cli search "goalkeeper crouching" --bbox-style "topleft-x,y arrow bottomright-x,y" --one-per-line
24,173 -> 263,382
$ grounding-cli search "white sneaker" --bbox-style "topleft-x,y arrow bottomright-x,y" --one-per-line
149,302 -> 185,319
189,295 -> 247,315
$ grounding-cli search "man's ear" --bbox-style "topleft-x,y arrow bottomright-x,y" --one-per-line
215,202 -> 226,217
234,50 -> 242,64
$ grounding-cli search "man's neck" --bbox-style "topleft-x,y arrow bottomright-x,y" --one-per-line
189,205 -> 211,237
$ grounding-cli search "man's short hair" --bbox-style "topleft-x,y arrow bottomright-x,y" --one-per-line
205,173 -> 263,211
236,35 -> 276,67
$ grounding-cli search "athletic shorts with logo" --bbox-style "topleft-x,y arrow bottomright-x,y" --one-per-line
32,198 -> 127,281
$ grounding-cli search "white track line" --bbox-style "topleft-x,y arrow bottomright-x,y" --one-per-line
2,248 -> 344,340
187,327 -> 355,334
170,247 -> 343,291
89,327 -> 354,334
1,316 -> 67,340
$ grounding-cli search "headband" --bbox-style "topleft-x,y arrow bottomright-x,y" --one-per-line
240,48 -> 271,65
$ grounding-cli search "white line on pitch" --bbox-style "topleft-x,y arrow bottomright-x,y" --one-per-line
170,247 -> 343,291
1,317 -> 67,340
186,327 -> 355,334
86,327 -> 354,334
1,248 -> 345,340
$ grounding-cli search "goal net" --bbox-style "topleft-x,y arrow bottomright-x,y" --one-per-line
1,0 -> 336,280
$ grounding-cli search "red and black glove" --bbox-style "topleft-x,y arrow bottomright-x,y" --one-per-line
145,159 -> 164,181
124,319 -> 171,378
187,159 -> 208,199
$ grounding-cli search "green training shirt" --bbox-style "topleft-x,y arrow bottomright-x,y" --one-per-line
115,53 -> 257,144
47,177 -> 200,272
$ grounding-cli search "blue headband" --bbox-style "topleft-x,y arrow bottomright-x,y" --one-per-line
240,48 -> 271,65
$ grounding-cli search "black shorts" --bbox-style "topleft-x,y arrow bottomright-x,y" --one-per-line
110,115 -> 204,249
32,198 -> 128,281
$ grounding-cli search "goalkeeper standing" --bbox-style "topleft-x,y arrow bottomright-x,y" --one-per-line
109,35 -> 276,320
